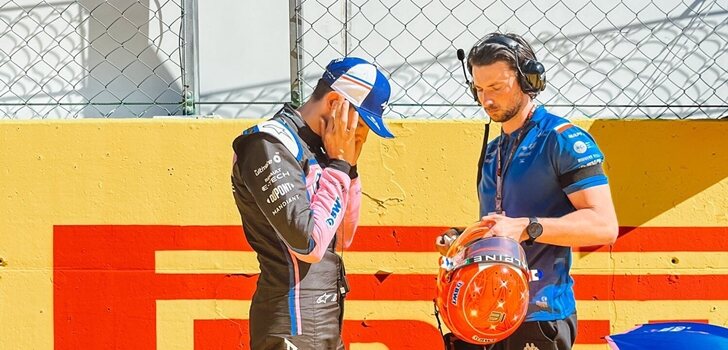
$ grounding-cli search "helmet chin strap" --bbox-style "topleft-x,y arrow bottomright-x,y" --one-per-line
433,300 -> 454,350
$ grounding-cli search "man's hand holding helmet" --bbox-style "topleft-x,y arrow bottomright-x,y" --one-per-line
478,213 -> 530,242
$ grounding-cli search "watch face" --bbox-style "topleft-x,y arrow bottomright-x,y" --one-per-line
527,223 -> 543,238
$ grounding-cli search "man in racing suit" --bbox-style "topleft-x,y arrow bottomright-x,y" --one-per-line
231,57 -> 394,350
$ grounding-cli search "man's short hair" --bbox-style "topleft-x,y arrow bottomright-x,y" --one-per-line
309,79 -> 334,101
467,33 -> 538,79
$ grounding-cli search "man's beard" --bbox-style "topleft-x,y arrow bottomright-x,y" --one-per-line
488,104 -> 519,123
486,96 -> 524,123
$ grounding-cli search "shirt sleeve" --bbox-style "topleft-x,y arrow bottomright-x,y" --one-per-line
236,133 -> 352,263
549,124 -> 608,194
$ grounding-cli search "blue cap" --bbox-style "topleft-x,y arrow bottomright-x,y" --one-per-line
322,57 -> 394,138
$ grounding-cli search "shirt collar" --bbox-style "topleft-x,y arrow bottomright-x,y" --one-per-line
502,105 -> 544,139
278,103 -> 323,151
531,105 -> 546,123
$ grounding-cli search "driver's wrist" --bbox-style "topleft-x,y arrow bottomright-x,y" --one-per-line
348,165 -> 358,179
328,159 -> 352,174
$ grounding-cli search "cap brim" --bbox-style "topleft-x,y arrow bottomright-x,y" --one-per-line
355,106 -> 394,139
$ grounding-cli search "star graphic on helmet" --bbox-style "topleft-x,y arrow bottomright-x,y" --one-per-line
472,284 -> 483,295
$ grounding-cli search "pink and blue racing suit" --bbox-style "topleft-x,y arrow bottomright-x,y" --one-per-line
231,104 -> 361,350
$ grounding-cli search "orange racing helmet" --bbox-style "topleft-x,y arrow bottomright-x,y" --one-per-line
436,224 -> 530,345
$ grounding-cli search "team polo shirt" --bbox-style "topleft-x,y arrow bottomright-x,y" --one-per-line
478,105 -> 608,321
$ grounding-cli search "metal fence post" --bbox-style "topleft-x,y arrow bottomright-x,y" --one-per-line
342,0 -> 351,56
289,0 -> 304,108
182,0 -> 200,115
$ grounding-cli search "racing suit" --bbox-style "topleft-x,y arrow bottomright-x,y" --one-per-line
231,104 -> 361,350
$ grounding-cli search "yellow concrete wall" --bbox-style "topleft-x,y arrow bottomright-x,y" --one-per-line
0,119 -> 726,349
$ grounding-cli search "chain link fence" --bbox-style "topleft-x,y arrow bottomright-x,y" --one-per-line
1,0 -> 726,119
292,0 -> 727,119
0,0 -> 194,119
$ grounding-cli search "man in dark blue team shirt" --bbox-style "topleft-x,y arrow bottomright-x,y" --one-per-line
437,33 -> 618,349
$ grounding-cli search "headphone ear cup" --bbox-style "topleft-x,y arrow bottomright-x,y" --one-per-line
469,81 -> 480,105
520,60 -> 546,92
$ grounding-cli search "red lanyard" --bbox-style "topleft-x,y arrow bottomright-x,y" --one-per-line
494,106 -> 536,214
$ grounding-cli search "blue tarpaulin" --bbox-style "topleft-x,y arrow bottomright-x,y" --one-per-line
606,322 -> 728,349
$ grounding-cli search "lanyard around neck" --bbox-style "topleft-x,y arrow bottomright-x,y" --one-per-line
494,106 -> 536,214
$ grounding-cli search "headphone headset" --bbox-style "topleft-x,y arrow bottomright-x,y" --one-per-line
458,34 -> 546,105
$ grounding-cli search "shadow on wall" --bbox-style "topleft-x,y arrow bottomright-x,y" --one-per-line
0,0 -> 182,118
588,120 -> 728,228
78,0 -> 182,117
198,1 -> 728,120
537,3 -> 728,120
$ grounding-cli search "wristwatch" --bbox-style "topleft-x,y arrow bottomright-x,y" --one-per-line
525,217 -> 543,246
